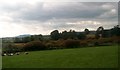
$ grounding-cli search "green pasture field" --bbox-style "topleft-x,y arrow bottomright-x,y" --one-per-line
2,45 -> 118,68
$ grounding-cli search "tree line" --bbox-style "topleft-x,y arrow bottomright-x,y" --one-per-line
13,25 -> 120,43
2,25 -> 120,53
50,25 -> 120,40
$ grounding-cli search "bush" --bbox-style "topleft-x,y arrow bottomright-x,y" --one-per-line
80,40 -> 88,47
45,40 -> 64,50
111,36 -> 120,44
2,43 -> 21,53
24,41 -> 46,51
63,39 -> 80,48
94,38 -> 113,46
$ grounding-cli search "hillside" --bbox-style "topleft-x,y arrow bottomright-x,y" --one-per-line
3,45 -> 118,68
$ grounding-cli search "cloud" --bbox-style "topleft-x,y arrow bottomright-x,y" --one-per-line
13,2 -> 111,21
0,2 -> 118,37
1,2 -> 117,21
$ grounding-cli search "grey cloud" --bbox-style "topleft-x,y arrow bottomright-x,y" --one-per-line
14,2 -> 117,22
1,2 -> 117,22
0,2 -> 118,36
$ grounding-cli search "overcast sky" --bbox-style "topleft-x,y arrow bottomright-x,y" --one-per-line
0,0 -> 118,38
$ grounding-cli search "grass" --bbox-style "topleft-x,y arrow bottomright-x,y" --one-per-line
2,45 -> 118,68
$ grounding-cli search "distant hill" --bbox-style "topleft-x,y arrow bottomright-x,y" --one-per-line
16,34 -> 31,38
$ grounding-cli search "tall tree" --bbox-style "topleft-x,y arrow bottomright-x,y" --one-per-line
61,30 -> 68,40
61,30 -> 77,40
95,26 -> 104,39
84,28 -> 90,35
77,33 -> 86,40
68,30 -> 77,39
50,30 -> 60,40
111,25 -> 120,36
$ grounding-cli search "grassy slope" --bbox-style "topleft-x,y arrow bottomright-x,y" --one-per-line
2,45 -> 118,68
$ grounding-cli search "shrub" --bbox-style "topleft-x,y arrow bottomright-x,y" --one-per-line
45,40 -> 64,50
80,40 -> 88,47
24,41 -> 45,51
63,39 -> 80,48
111,36 -> 120,44
45,42 -> 55,50
94,38 -> 113,46
2,43 -> 21,53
